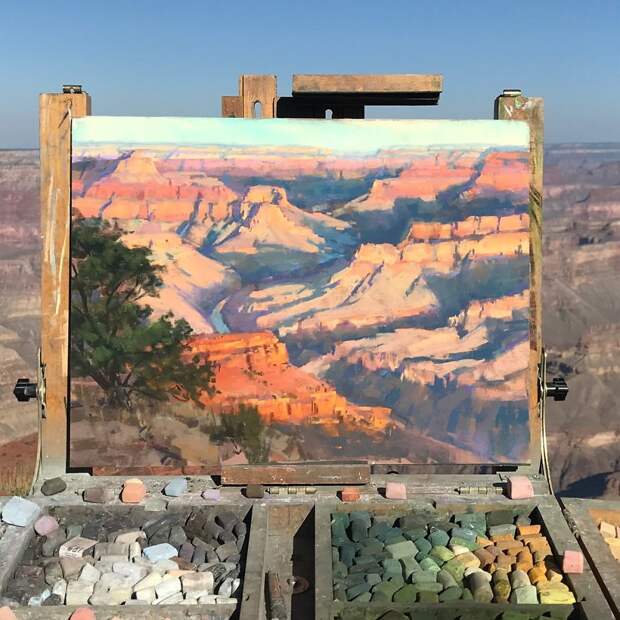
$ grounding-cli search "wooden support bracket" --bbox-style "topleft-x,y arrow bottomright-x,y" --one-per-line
292,73 -> 443,95
222,462 -> 370,486
222,73 -> 443,119
240,74 -> 277,118
281,73 -> 442,118
221,74 -> 277,119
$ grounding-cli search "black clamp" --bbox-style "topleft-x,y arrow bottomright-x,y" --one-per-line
545,377 -> 569,402
62,84 -> 82,94
13,378 -> 38,402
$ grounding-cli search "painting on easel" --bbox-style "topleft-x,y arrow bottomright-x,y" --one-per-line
69,117 -> 530,471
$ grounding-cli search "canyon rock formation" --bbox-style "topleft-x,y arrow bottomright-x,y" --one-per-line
186,331 -> 392,433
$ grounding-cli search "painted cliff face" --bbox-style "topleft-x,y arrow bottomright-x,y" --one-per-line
69,117 -> 531,471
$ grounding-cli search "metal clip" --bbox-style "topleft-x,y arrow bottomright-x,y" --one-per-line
457,485 -> 503,495
538,349 -> 569,404
38,348 -> 47,418
562,508 -> 582,539
267,486 -> 317,495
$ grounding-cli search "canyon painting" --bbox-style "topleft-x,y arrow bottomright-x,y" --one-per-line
69,117 -> 531,471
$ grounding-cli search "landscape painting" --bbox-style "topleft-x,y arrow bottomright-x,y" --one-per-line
69,117 -> 531,471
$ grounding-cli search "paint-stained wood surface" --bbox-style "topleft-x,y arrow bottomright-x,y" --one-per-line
92,465 -> 219,477
221,95 -> 243,118
293,73 -> 443,95
495,93 -> 544,474
39,92 -> 90,477
238,503 -> 268,620
261,505 -> 314,620
562,498 -> 620,618
222,462 -> 370,485
291,74 -> 442,107
240,74 -> 277,118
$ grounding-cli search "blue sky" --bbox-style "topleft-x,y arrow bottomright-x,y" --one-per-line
73,117 -> 528,152
1,0 -> 618,148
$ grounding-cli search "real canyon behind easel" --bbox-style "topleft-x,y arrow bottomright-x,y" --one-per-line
1,141 -> 619,492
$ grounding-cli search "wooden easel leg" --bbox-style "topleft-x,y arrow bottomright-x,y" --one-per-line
495,91 -> 544,473
39,90 -> 90,478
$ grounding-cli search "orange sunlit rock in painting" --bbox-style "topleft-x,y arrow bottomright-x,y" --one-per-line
404,213 -> 528,242
464,151 -> 530,200
184,332 -> 391,433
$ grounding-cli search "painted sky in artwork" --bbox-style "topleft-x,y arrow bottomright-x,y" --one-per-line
73,117 -> 529,152
70,117 -> 531,471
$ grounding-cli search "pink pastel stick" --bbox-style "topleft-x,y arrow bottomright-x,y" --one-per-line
507,476 -> 534,499
563,549 -> 584,574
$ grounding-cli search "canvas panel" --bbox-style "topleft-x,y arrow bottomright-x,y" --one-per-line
69,117 -> 530,470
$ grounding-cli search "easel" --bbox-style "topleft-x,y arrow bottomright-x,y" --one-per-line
10,76 -> 613,620
37,75 -> 546,486
222,74 -> 442,119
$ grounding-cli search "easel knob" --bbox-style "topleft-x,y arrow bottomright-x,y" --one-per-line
13,378 -> 37,402
545,377 -> 569,402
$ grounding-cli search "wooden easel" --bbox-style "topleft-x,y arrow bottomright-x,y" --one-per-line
222,74 -> 442,119
37,75 -> 544,487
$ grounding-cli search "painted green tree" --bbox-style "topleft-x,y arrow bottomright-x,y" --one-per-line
209,404 -> 270,464
70,217 -> 214,409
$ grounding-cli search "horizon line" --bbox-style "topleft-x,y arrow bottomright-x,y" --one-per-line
5,140 -> 620,152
